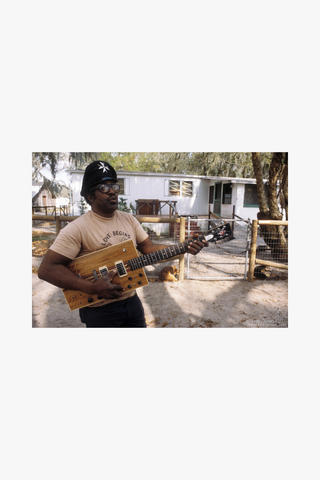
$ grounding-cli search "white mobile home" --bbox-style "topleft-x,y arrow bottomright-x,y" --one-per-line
68,169 -> 278,226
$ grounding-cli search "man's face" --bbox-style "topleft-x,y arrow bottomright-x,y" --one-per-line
87,181 -> 119,217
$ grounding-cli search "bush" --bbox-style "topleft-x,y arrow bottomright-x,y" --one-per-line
118,197 -> 136,214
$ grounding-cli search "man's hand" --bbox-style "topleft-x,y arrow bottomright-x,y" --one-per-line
187,234 -> 209,255
92,271 -> 126,299
38,250 -> 126,299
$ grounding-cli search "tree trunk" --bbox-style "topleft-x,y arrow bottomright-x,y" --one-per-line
252,152 -> 288,263
251,152 -> 268,214
267,152 -> 283,220
280,154 -> 288,221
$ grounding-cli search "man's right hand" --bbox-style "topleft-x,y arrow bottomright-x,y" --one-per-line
38,250 -> 125,299
92,271 -> 126,299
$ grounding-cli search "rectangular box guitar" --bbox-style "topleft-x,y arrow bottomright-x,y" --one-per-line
63,223 -> 232,311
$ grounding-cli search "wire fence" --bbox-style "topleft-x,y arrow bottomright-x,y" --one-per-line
185,217 -> 251,280
32,214 -> 288,282
137,216 -> 252,281
256,223 -> 288,265
248,220 -> 288,281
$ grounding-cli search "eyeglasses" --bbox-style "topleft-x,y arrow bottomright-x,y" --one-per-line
93,183 -> 120,194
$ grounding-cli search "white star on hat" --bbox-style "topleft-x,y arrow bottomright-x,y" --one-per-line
98,162 -> 110,173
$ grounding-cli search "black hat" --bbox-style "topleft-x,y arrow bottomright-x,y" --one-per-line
80,161 -> 117,197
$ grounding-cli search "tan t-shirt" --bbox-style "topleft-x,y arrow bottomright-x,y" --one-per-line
50,210 -> 149,307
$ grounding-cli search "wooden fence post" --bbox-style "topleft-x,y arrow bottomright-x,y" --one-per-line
248,219 -> 258,281
232,205 -> 235,235
56,217 -> 62,235
179,216 -> 185,281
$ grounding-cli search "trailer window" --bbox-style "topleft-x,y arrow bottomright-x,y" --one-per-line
182,181 -> 193,197
168,180 -> 194,196
169,180 -> 180,196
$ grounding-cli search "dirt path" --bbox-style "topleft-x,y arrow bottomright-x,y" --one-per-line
32,221 -> 288,328
32,258 -> 288,328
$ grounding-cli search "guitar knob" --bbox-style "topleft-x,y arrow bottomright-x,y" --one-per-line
127,285 -> 132,289
138,281 -> 142,285
128,277 -> 133,281
138,273 -> 143,277
88,297 -> 93,303
97,296 -> 102,300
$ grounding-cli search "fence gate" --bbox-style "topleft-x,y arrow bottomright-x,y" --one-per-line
186,217 -> 251,281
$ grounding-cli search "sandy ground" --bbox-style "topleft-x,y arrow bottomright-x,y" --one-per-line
32,221 -> 288,328
32,279 -> 288,329
32,268 -> 288,328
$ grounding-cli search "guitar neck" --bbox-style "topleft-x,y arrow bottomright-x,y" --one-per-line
128,234 -> 207,271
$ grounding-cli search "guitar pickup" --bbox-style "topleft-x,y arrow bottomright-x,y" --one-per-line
115,260 -> 127,277
99,265 -> 109,276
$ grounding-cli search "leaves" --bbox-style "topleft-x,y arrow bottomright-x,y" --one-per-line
33,151 -> 276,179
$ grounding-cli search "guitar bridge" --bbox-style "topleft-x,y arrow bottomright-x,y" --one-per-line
115,260 -> 127,277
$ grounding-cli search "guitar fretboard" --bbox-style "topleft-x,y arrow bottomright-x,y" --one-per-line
128,235 -> 206,271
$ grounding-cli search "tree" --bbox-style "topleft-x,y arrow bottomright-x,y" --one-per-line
33,151 -> 276,179
32,152 -> 63,198
189,153 -> 214,176
251,152 -> 288,262
136,152 -> 162,172
185,152 -> 272,178
100,152 -> 139,171
32,152 -> 60,180
158,153 -> 191,173
68,152 -> 101,169
32,152 -> 101,197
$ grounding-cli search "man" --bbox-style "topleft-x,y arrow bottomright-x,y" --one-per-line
38,161 -> 208,328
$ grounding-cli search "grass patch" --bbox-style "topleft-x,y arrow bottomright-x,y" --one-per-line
32,234 -> 55,241
32,230 -> 56,242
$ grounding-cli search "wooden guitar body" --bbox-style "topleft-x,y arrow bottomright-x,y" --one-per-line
63,240 -> 149,311
62,223 -> 231,311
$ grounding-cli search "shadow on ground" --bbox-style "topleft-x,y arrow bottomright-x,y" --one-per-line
32,221 -> 288,328
32,271 -> 288,328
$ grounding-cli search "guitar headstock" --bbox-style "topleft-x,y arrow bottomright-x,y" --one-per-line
204,222 -> 233,243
